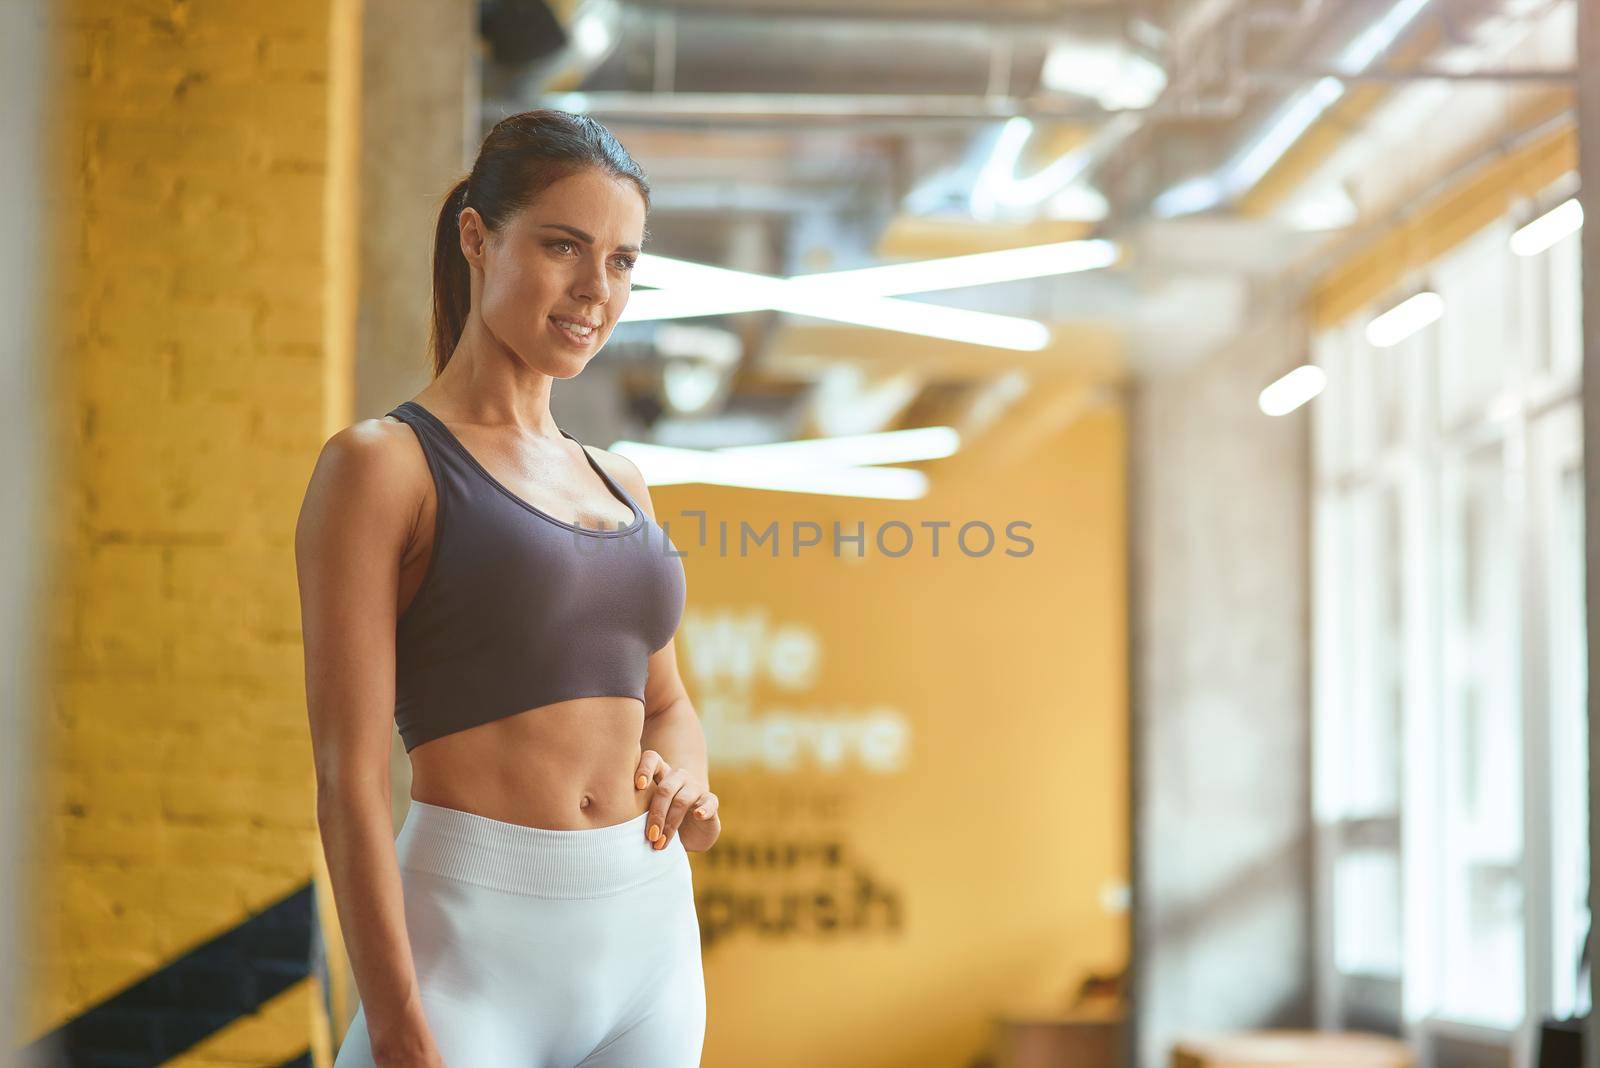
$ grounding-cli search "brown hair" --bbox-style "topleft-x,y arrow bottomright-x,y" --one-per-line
428,109 -> 651,376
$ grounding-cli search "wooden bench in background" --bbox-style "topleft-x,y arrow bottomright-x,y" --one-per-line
1172,1029 -> 1416,1068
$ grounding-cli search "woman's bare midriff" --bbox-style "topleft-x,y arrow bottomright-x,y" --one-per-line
407,696 -> 653,830
389,411 -> 653,831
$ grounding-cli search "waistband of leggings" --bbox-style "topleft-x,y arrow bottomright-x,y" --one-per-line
395,800 -> 684,899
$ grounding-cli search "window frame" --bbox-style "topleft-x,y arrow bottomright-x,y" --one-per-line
1310,177 -> 1586,1068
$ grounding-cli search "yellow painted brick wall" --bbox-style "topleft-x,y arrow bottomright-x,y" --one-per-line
33,0 -> 359,1063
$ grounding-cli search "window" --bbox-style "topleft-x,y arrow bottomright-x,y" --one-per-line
1537,404 -> 1590,1021
1311,175 -> 1586,1064
1436,439 -> 1523,1027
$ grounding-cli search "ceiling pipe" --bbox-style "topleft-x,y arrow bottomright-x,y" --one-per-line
1242,64 -> 1573,83
618,0 -> 1133,29
1111,0 -> 1559,222
490,0 -> 1150,124
526,90 -> 1148,123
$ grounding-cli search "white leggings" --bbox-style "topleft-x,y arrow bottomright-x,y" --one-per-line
332,800 -> 706,1068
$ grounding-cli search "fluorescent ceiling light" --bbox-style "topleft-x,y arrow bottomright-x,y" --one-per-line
1040,38 -> 1167,110
790,239 -> 1118,295
1153,0 -> 1435,218
1044,184 -> 1110,221
968,114 -> 1138,219
966,116 -> 1081,219
1258,364 -> 1327,416
714,425 -> 959,468
622,444 -> 929,498
1339,0 -> 1434,69
627,255 -> 1048,349
623,239 -> 1115,339
1365,291 -> 1442,348
971,118 -> 1052,218
1228,77 -> 1346,195
1152,174 -> 1225,218
1510,197 -> 1583,257
607,426 -> 961,499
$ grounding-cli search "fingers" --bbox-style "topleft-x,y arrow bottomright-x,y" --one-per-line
635,749 -> 669,792
658,782 -> 717,849
648,768 -> 695,850
635,754 -> 716,849
691,791 -> 718,823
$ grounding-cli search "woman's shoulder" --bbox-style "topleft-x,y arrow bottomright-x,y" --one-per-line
302,412 -> 432,519
296,412 -> 435,569
320,411 -> 424,473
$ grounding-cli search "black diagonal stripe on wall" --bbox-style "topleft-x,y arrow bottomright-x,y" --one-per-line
17,881 -> 316,1068
274,1051 -> 313,1068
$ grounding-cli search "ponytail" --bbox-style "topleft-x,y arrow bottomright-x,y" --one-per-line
428,177 -> 473,377
424,111 -> 651,377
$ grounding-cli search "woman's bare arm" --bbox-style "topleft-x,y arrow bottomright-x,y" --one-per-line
295,420 -> 439,1065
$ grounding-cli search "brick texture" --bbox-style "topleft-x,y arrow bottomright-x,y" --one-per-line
32,0 -> 355,1061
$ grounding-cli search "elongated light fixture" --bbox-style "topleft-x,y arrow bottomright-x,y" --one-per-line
625,255 -> 1050,350
1365,291 -> 1442,348
631,240 -> 1114,310
714,425 -> 959,468
630,242 -> 1114,296
1258,364 -> 1327,416
610,442 -> 929,499
799,239 -> 1118,296
1510,197 -> 1583,257
607,425 -> 960,499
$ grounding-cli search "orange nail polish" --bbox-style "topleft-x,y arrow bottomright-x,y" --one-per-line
636,775 -> 648,790
648,823 -> 660,841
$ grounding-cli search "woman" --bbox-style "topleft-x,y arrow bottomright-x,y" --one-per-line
295,110 -> 718,1068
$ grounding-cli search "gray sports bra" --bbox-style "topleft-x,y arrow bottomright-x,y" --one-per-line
386,400 -> 686,752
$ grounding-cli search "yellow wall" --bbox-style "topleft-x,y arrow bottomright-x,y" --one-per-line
33,0 -> 359,1063
656,397 -> 1129,1068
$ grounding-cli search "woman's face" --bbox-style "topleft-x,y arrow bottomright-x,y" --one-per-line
469,168 -> 647,377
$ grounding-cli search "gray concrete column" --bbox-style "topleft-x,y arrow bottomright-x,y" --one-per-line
355,0 -> 478,420
1130,300 -> 1314,1068
1577,2 -> 1599,1064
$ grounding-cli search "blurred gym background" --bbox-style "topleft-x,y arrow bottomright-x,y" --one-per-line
1,0 -> 1595,1066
